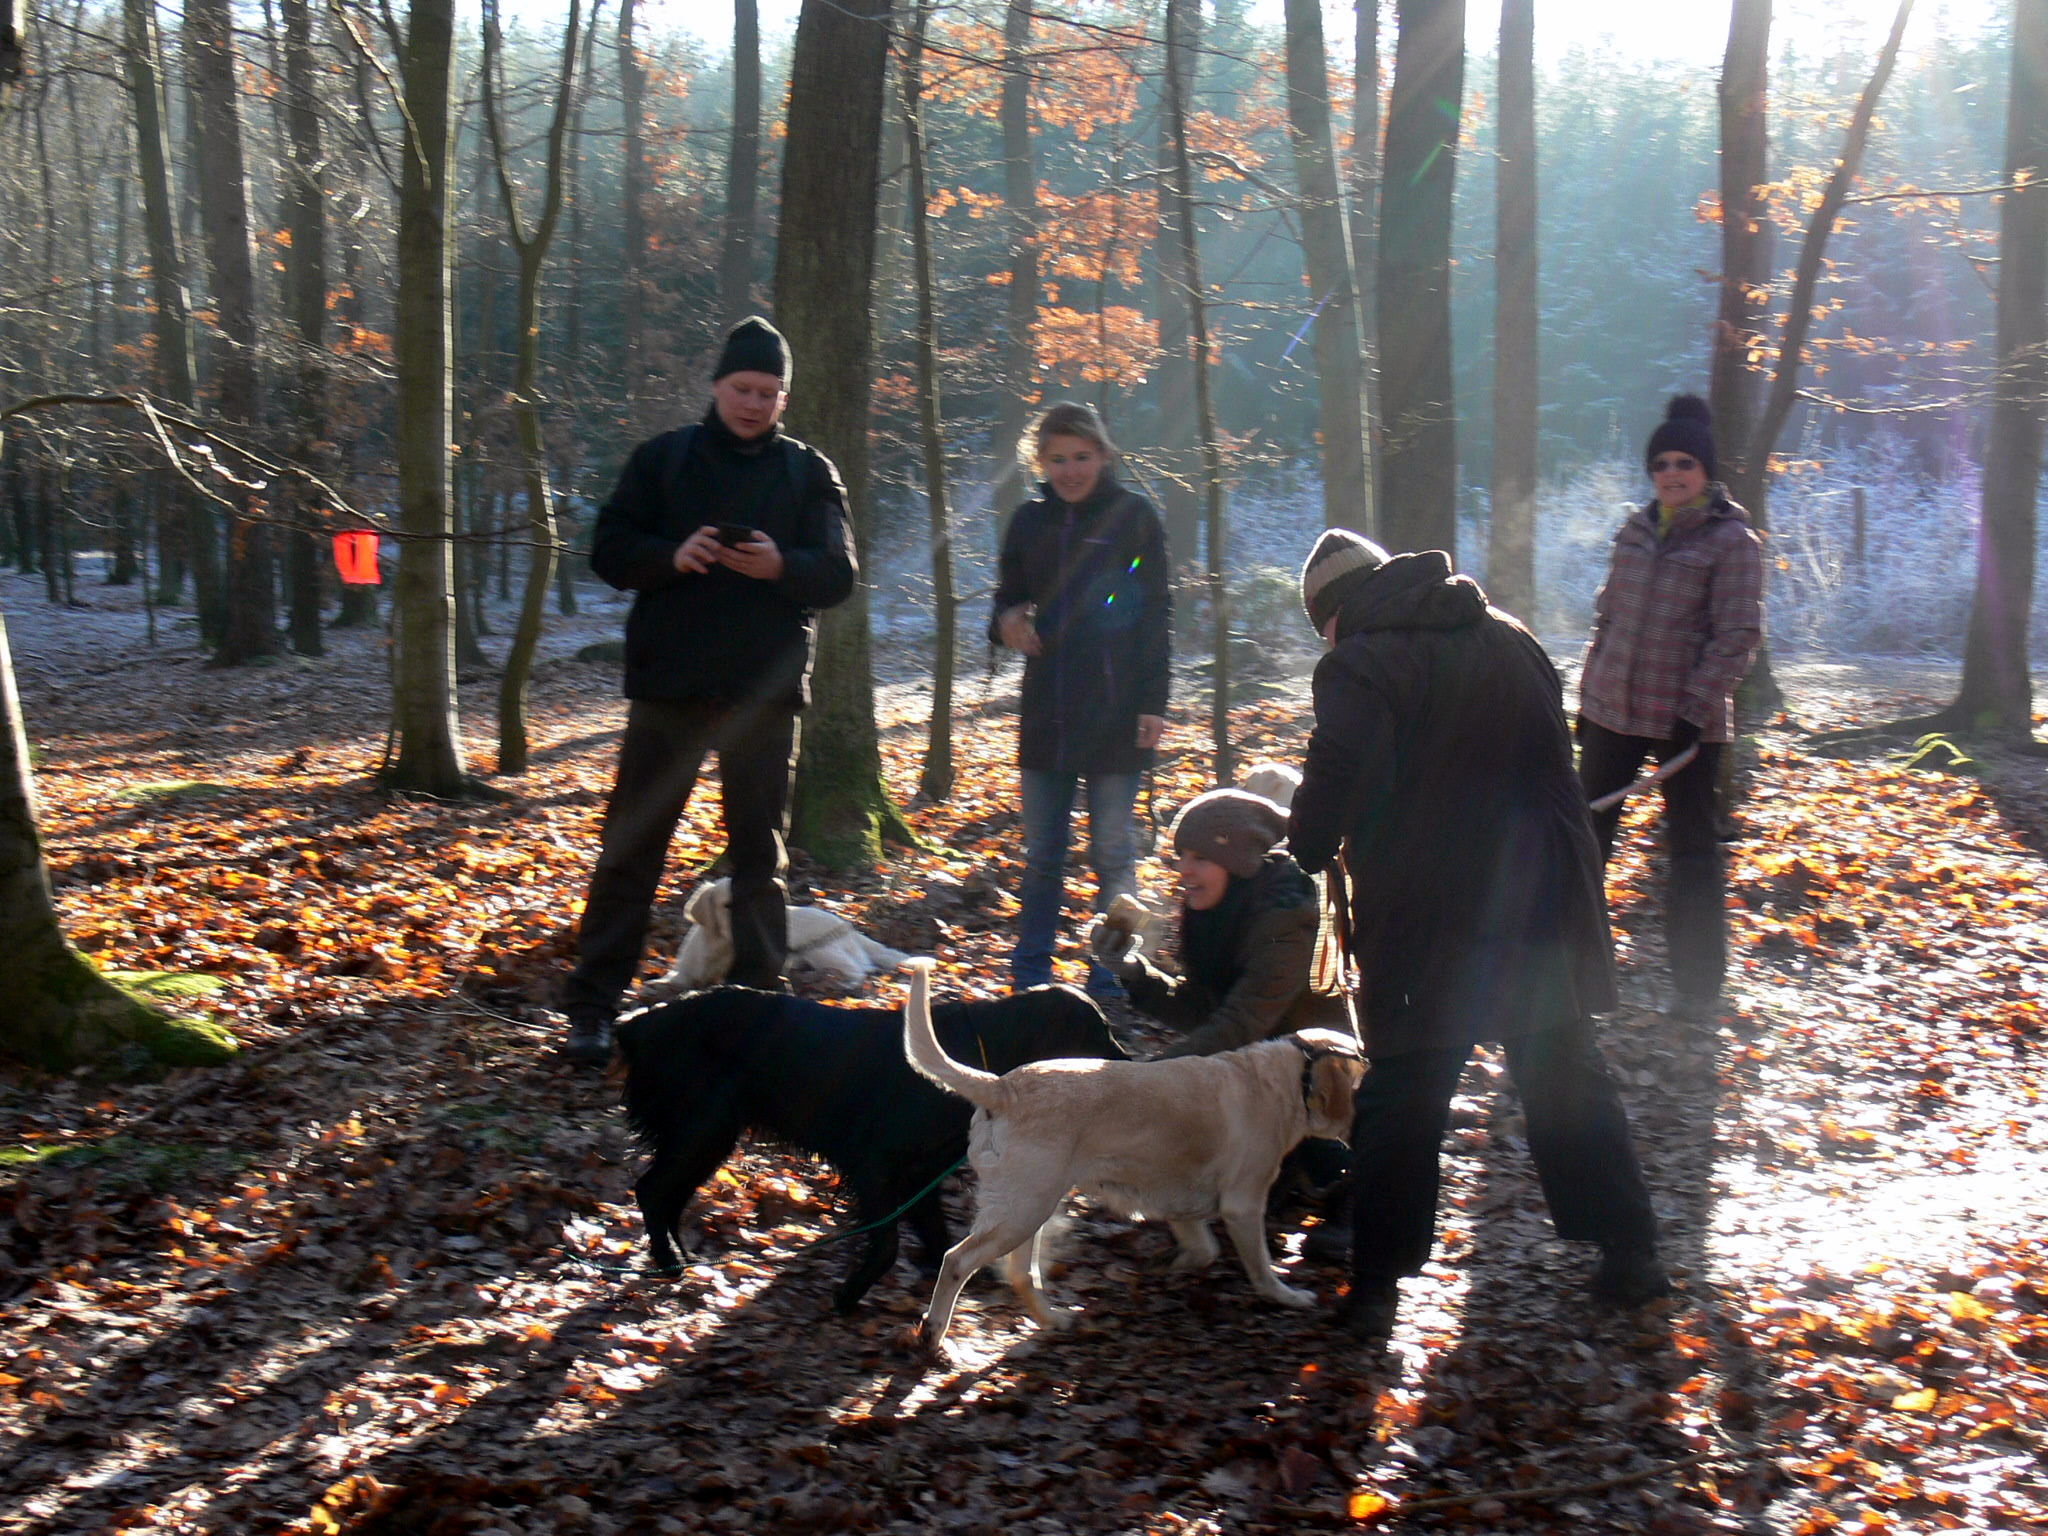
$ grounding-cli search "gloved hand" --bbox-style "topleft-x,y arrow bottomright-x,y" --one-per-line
1085,917 -> 1145,980
1668,715 -> 1702,752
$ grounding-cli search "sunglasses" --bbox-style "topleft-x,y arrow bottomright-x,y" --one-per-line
1650,455 -> 1700,473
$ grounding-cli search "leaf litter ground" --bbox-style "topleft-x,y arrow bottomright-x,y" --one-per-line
3,571 -> 2047,1534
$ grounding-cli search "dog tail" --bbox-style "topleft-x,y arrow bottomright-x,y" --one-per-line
901,958 -> 1002,1106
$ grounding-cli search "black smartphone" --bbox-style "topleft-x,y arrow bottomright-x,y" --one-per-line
714,522 -> 756,547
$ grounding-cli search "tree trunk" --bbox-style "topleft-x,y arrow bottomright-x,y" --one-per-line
990,0 -> 1040,520
484,0 -> 582,775
2,5 -> 24,93
719,0 -> 760,326
1165,0 -> 1233,783
108,178 -> 140,588
187,0 -> 280,666
0,604 -> 236,1070
778,0 -> 902,869
386,0 -> 474,797
281,0 -> 329,658
1712,0 -> 1772,514
1752,2 -> 1915,499
1488,0 -> 1537,622
121,0 -> 219,631
562,4 -> 602,383
1152,0 -> 1203,578
1713,0 -> 1776,719
1283,0 -> 1372,535
1352,0 -> 1384,508
617,0 -> 648,401
903,0 -> 956,802
1377,0 -> 1464,556
1930,0 -> 2048,741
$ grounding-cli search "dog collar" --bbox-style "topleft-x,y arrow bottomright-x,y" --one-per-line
1289,1037 -> 1325,1107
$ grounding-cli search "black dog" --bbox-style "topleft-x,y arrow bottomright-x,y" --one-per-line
615,983 -> 1127,1313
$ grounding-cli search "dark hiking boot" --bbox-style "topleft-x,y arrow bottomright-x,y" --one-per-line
1334,1276 -> 1399,1341
1591,1245 -> 1671,1307
559,1013 -> 615,1068
1302,1218 -> 1354,1266
1668,991 -> 1723,1025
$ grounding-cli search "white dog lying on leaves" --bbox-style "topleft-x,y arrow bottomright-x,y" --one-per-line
901,958 -> 1364,1356
667,878 -> 911,991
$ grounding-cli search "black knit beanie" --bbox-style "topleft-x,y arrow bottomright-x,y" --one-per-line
1171,788 -> 1290,879
1300,528 -> 1391,635
1644,394 -> 1715,480
714,315 -> 792,383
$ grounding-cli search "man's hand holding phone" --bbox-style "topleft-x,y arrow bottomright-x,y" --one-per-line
675,524 -> 783,580
713,524 -> 784,581
673,526 -> 723,573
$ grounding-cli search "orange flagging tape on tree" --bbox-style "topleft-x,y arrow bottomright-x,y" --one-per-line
332,530 -> 380,585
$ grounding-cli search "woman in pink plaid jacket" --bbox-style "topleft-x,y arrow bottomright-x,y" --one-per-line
1577,394 -> 1763,1021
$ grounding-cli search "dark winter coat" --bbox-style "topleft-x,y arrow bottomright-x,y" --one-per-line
591,408 -> 857,709
1579,487 -> 1763,744
1122,855 -> 1354,1057
1288,551 -> 1618,1060
990,473 -> 1170,775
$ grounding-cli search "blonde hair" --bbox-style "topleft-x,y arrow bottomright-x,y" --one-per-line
1021,401 -> 1117,472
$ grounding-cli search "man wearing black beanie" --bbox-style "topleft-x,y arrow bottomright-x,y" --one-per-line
558,315 -> 857,1065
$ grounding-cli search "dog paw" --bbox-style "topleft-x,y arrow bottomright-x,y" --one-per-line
1266,1283 -> 1318,1310
1038,1305 -> 1080,1333
1166,1250 -> 1215,1274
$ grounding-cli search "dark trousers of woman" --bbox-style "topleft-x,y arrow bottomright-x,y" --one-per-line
1576,717 -> 1727,1006
1348,1025 -> 1660,1280
563,696 -> 794,1019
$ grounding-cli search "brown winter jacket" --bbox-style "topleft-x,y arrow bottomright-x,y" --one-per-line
1121,856 -> 1353,1057
1288,551 -> 1618,1059
1578,488 -> 1763,744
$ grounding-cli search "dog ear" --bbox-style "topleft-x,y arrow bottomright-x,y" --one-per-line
1309,1052 -> 1363,1137
685,880 -> 732,937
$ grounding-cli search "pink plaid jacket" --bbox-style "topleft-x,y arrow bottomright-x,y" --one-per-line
1578,492 -> 1764,743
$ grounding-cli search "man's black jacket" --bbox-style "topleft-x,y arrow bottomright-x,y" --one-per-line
591,410 -> 857,709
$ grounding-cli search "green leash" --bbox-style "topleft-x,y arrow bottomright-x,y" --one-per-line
803,1153 -> 968,1248
555,1154 -> 969,1280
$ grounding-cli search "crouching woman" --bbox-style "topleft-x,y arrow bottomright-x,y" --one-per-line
1092,788 -> 1351,1057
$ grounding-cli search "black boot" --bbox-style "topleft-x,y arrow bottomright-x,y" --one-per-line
559,1013 -> 615,1067
1333,1275 -> 1399,1340
1302,1217 -> 1354,1266
1590,1245 -> 1670,1306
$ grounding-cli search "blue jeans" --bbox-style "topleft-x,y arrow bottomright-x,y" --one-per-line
1014,769 -> 1140,990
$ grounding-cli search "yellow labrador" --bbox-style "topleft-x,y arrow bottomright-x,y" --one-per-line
901,959 -> 1363,1355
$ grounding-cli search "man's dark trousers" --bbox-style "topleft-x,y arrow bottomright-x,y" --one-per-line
564,696 -> 794,1018
1576,717 -> 1726,1003
1347,1023 -> 1660,1280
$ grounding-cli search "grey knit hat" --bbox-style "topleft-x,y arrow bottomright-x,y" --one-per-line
1300,528 -> 1390,635
1170,788 -> 1289,879
714,315 -> 791,382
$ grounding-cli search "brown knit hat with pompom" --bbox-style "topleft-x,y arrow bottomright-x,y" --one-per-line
1170,788 -> 1289,879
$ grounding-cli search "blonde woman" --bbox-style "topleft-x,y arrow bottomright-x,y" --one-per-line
991,403 -> 1170,994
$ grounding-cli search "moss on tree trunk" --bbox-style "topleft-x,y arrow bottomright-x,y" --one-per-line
2,607 -> 237,1073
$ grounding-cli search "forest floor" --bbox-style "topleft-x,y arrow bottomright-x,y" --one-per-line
3,565 -> 2048,1536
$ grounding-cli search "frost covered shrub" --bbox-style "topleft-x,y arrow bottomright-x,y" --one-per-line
1533,459 -> 1641,645
1763,442 -> 1984,658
